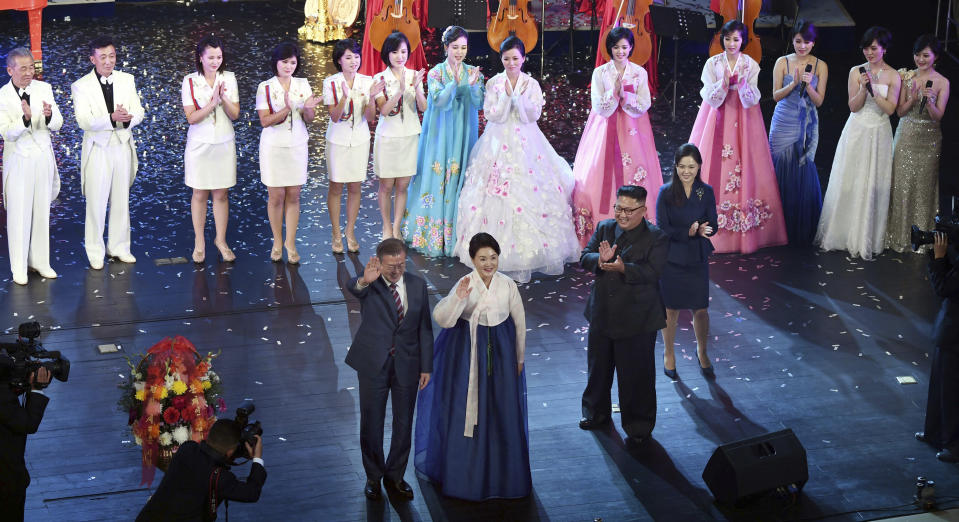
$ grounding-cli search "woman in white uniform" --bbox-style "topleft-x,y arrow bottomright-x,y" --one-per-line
372,31 -> 426,241
256,42 -> 322,264
182,35 -> 240,264
323,38 -> 380,254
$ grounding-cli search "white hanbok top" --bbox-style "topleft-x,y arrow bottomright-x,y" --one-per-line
590,60 -> 651,118
255,76 -> 312,148
181,71 -> 238,144
700,52 -> 761,109
432,270 -> 526,436
372,67 -> 423,138
322,72 -> 374,147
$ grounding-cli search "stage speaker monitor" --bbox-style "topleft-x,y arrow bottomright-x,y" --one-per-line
702,428 -> 808,504
428,0 -> 488,31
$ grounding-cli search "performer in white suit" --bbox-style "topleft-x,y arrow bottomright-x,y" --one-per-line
1,48 -> 62,285
71,36 -> 145,270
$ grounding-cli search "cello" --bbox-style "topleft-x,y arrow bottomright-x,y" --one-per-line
708,0 -> 762,64
368,0 -> 422,52
487,0 -> 538,53
599,0 -> 653,67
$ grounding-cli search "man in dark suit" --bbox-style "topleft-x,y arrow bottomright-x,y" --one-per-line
916,232 -> 959,462
579,185 -> 669,447
347,238 -> 433,500
0,368 -> 50,522
136,419 -> 266,521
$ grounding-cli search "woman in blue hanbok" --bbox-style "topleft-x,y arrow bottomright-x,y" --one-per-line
414,233 -> 531,501
768,21 -> 828,245
402,26 -> 485,256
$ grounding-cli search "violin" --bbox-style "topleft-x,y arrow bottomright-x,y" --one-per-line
599,0 -> 653,66
487,0 -> 538,53
369,0 -> 422,52
708,0 -> 761,64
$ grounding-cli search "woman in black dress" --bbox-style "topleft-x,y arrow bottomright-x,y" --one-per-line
656,143 -> 718,379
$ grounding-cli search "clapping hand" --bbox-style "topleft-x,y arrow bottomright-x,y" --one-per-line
362,256 -> 382,284
42,100 -> 52,118
304,94 -> 322,110
21,99 -> 31,120
370,78 -> 386,98
598,240 -> 617,263
688,221 -> 701,237
283,89 -> 293,111
455,276 -> 472,299
468,66 -> 482,86
211,82 -> 223,104
413,68 -> 426,91
599,255 -> 625,273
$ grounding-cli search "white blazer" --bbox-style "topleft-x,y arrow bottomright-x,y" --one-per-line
71,69 -> 145,191
181,71 -> 238,144
256,76 -> 312,148
322,72 -> 374,146
0,79 -> 62,203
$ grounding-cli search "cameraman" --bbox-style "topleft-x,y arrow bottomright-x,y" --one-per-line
917,232 -> 959,462
0,367 -> 51,522
136,419 -> 266,521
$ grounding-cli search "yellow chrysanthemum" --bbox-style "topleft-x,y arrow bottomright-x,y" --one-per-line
171,380 -> 188,395
135,389 -> 146,401
202,380 -> 212,390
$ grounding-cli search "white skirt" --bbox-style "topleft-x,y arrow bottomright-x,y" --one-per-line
260,142 -> 308,187
373,134 -> 418,178
326,141 -> 370,183
185,140 -> 237,190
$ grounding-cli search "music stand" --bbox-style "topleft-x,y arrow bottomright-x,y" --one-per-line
649,5 -> 710,121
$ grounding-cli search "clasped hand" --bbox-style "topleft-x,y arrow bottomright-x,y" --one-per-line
111,103 -> 133,122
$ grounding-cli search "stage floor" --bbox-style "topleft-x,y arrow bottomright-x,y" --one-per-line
1,2 -> 956,521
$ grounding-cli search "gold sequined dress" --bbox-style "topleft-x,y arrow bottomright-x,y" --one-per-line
886,76 -> 941,252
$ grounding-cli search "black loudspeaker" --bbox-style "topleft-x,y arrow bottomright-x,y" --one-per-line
702,429 -> 808,504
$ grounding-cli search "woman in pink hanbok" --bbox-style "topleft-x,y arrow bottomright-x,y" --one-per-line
689,21 -> 787,254
571,27 -> 663,247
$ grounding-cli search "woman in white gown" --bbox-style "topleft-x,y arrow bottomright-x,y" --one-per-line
453,36 -> 579,283
815,26 -> 901,260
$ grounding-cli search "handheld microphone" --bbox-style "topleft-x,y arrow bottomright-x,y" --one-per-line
799,64 -> 812,96
918,80 -> 934,113
858,67 -> 874,97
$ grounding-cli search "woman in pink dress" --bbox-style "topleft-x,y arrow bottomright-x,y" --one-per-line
689,21 -> 787,253
570,27 -> 663,247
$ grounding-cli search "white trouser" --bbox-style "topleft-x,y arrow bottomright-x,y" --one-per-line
5,159 -> 53,279
84,141 -> 133,262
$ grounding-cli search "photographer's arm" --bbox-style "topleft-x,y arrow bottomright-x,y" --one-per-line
218,435 -> 267,503
929,233 -> 959,298
0,370 -> 50,435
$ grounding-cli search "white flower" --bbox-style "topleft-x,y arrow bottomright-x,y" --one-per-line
134,382 -> 145,391
159,432 -> 173,447
173,426 -> 190,444
164,374 -> 175,390
134,435 -> 142,446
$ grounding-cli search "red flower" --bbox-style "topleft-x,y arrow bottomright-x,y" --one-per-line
171,395 -> 189,410
146,365 -> 163,379
163,407 -> 180,425
180,406 -> 197,422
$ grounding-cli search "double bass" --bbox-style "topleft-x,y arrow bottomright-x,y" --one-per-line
599,0 -> 653,67
369,0 -> 422,52
487,0 -> 538,53
708,0 -> 761,64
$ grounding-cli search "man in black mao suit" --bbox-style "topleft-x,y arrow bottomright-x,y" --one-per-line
347,238 -> 433,500
916,232 -> 959,462
136,419 -> 266,521
0,368 -> 50,522
579,185 -> 669,446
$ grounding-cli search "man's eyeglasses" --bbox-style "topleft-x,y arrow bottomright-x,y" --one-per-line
613,205 -> 645,216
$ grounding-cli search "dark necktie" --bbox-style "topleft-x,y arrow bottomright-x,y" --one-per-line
18,88 -> 29,104
389,283 -> 405,323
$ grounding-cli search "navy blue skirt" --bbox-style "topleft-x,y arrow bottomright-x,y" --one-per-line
660,260 -> 709,310
414,317 -> 531,501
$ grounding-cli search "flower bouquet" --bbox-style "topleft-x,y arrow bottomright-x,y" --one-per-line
118,335 -> 225,485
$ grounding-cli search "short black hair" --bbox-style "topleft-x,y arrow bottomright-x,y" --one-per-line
721,21 -> 748,49
860,26 -> 892,50
195,34 -> 226,75
792,20 -> 817,43
380,32 -> 410,66
442,25 -> 468,47
668,143 -> 703,206
376,238 -> 407,258
206,419 -> 241,455
617,185 -> 647,204
468,233 -> 501,259
500,35 -> 525,57
333,38 -> 361,71
605,27 -> 634,57
88,36 -> 115,56
913,33 -> 942,58
270,41 -> 302,76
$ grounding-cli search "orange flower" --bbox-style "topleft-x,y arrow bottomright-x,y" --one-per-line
149,423 -> 160,439
189,379 -> 203,394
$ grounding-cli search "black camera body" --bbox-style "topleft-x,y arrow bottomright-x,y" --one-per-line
0,322 -> 70,393
232,399 -> 263,462
911,214 -> 959,252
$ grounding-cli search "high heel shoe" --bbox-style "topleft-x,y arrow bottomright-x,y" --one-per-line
270,247 -> 282,263
700,364 -> 715,378
663,367 -> 679,380
213,241 -> 236,262
346,235 -> 359,253
285,244 -> 301,265
331,234 -> 344,254
192,248 -> 205,265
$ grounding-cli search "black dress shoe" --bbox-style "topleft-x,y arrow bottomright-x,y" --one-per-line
579,416 -> 610,430
937,448 -> 959,463
364,479 -> 382,501
663,367 -> 679,380
385,479 -> 414,500
916,431 -> 928,443
700,364 -> 715,378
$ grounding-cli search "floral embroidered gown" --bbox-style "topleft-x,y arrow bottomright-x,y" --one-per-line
689,53 -> 787,253
570,61 -> 663,247
403,62 -> 485,256
452,72 -> 579,283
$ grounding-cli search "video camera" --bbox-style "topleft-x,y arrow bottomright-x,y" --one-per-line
232,399 -> 263,462
911,214 -> 959,252
0,322 -> 70,393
